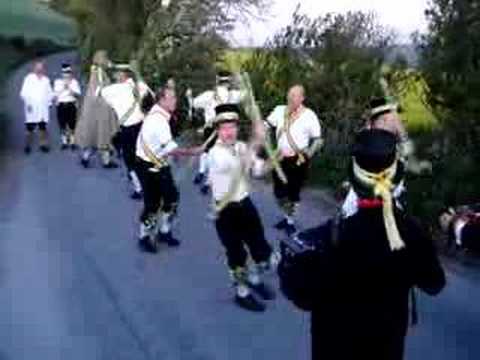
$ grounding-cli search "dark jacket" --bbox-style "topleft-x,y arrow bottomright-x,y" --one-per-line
278,208 -> 446,360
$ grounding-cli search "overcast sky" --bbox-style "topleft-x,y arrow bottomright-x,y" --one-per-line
230,0 -> 429,46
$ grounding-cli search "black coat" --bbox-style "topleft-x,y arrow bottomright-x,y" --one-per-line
278,208 -> 446,360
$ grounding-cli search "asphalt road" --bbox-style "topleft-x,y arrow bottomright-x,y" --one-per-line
0,53 -> 479,360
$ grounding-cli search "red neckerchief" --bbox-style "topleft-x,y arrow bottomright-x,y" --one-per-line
358,198 -> 384,209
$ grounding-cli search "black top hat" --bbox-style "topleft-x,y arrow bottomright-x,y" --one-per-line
368,97 -> 398,120
61,63 -> 72,73
349,129 -> 403,198
353,129 -> 398,173
214,103 -> 240,125
216,70 -> 232,83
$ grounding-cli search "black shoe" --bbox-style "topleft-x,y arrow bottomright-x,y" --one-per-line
61,144 -> 68,150
24,146 -> 31,154
80,158 -> 90,168
40,145 -> 50,153
274,219 -> 288,230
130,191 -> 143,200
138,236 -> 158,253
200,184 -> 210,195
235,294 -> 266,312
103,161 -> 119,169
157,232 -> 181,247
193,173 -> 205,185
70,144 -> 78,151
249,282 -> 276,301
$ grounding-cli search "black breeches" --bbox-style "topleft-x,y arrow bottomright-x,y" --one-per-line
462,222 -> 480,252
136,158 -> 179,222
120,123 -> 142,172
56,102 -> 77,131
25,122 -> 47,132
273,156 -> 309,203
215,197 -> 272,269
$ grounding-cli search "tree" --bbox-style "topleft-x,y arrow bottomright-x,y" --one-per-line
243,9 -> 395,160
52,0 -> 269,80
418,0 -> 480,206
419,0 -> 480,155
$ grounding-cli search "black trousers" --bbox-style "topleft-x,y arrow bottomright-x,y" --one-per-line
56,102 -> 77,131
120,123 -> 142,172
273,156 -> 310,203
136,158 -> 179,222
215,197 -> 272,269
25,122 -> 47,132
462,222 -> 480,252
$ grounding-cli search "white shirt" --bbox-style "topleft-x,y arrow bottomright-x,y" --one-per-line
266,105 -> 321,153
193,86 -> 242,127
101,79 -> 149,127
136,104 -> 178,164
341,181 -> 406,218
208,141 -> 250,203
53,77 -> 81,104
20,73 -> 54,124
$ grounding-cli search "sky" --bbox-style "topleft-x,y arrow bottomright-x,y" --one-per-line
231,0 -> 429,46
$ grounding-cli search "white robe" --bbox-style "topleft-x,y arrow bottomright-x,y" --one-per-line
20,73 -> 54,124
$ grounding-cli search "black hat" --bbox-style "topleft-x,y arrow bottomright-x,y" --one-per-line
349,129 -> 403,198
350,129 -> 406,251
217,70 -> 232,83
368,97 -> 398,120
214,103 -> 240,125
353,129 -> 398,173
61,63 -> 72,73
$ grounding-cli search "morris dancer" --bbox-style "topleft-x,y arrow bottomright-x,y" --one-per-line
53,63 -> 81,150
265,85 -> 323,235
101,65 -> 154,199
278,129 -> 445,360
20,61 -> 54,154
341,97 -> 410,218
75,50 -> 119,169
192,71 -> 241,195
208,103 -> 277,312
136,87 -> 201,253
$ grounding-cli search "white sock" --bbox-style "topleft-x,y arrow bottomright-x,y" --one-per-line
160,213 -> 171,234
285,215 -> 294,225
236,284 -> 250,298
139,223 -> 150,238
247,271 -> 261,286
82,148 -> 92,160
101,150 -> 110,165
129,171 -> 142,193
198,153 -> 208,174
61,134 -> 68,145
269,251 -> 281,269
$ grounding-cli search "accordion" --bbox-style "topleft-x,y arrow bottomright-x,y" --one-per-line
278,219 -> 339,311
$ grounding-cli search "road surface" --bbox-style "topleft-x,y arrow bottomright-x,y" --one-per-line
0,53 -> 479,359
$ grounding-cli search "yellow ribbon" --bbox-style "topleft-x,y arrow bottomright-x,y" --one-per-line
283,107 -> 307,166
353,159 -> 405,251
141,136 -> 169,170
